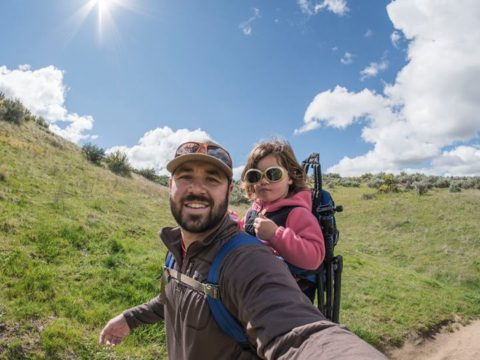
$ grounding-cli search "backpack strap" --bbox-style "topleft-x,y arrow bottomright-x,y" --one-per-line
207,232 -> 260,352
163,232 -> 261,353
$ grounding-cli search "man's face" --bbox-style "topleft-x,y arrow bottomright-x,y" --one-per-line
169,160 -> 232,234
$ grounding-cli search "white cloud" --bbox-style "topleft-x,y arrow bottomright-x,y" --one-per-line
360,60 -> 388,80
239,8 -> 260,36
233,165 -> 245,181
364,29 -> 373,38
429,146 -> 480,176
296,0 -> 480,176
390,30 -> 402,48
0,65 -> 95,143
298,0 -> 349,16
340,52 -> 354,65
295,86 -> 390,134
107,127 -> 213,175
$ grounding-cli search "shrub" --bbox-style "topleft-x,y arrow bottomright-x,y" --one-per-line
449,182 -> 462,193
136,167 -> 157,181
0,98 -> 27,124
361,193 -> 376,200
368,178 -> 383,189
434,178 -> 450,188
81,143 -> 105,165
35,116 -> 49,129
105,150 -> 131,177
414,181 -> 429,195
230,181 -> 249,205
339,178 -> 360,187
460,178 -> 477,189
134,168 -> 169,185
156,175 -> 170,186
378,174 -> 399,193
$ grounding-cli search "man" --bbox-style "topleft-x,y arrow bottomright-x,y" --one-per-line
99,140 -> 386,359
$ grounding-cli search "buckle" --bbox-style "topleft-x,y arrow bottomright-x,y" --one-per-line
202,283 -> 219,298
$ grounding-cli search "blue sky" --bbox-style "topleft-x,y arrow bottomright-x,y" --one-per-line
1,0 -> 479,177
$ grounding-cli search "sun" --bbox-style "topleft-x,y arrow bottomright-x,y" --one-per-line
67,0 -> 140,45
91,0 -> 121,41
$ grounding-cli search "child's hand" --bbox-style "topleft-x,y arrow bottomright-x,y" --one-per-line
254,213 -> 278,240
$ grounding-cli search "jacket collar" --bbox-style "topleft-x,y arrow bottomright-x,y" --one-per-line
160,214 -> 239,265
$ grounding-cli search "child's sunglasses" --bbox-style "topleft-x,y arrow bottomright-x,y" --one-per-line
244,166 -> 287,184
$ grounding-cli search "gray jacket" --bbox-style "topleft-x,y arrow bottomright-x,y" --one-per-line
123,216 -> 386,359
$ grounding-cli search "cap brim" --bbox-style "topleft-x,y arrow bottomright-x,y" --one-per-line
166,153 -> 233,178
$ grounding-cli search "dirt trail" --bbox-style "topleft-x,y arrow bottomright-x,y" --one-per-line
388,320 -> 480,360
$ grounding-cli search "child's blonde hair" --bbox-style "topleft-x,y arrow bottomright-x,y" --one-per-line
241,139 -> 308,200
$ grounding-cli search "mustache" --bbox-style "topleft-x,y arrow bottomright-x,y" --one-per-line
182,195 -> 213,205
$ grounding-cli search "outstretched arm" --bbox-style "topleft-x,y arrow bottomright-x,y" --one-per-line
99,294 -> 164,347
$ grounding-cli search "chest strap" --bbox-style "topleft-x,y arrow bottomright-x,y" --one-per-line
163,266 -> 220,298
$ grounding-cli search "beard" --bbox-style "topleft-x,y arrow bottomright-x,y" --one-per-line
170,192 -> 229,233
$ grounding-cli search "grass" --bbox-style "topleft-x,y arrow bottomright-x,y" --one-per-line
1,119 -> 480,358
331,186 -> 480,349
0,120 -> 170,359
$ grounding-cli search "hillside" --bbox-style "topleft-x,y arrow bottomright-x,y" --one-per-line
0,119 -> 172,359
1,117 -> 480,359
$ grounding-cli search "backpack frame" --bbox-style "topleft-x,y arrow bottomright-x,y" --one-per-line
302,153 -> 343,323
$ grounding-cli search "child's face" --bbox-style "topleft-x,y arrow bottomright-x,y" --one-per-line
253,154 -> 292,203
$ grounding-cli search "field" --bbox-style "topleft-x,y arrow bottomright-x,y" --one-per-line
1,119 -> 479,359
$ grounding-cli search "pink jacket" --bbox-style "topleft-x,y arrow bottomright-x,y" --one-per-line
239,190 -> 325,270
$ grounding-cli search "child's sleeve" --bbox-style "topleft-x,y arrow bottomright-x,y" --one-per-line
268,207 -> 325,270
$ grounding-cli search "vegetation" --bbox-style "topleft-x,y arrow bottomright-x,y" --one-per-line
133,168 -> 169,186
105,150 -> 132,177
81,143 -> 105,165
1,99 -> 479,358
229,180 -> 250,205
0,119 -> 171,359
0,92 -> 49,128
324,172 -> 480,196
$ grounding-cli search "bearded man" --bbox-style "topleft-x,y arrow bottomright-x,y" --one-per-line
99,141 -> 386,360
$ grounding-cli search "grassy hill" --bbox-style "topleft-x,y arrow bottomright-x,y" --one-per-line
1,117 -> 480,359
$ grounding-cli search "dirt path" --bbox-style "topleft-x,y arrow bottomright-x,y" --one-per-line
388,320 -> 480,360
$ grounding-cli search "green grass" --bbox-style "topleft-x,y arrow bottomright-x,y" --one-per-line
1,119 -> 480,358
331,186 -> 480,349
0,121 -> 170,359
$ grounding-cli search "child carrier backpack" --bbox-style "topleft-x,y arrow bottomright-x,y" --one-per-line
302,153 -> 343,323
163,153 -> 343,350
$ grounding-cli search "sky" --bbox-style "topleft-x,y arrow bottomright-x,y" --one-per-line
1,0 -> 480,178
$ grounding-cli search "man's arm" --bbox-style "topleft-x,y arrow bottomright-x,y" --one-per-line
265,321 -> 387,360
122,294 -> 165,329
99,295 -> 164,347
220,245 -> 386,359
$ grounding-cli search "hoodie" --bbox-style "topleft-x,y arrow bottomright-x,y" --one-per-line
240,190 -> 325,270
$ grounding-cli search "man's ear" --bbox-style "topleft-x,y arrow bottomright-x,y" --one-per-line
168,177 -> 172,189
229,181 -> 234,194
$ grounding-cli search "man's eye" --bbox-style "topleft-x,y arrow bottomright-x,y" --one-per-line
206,176 -> 220,184
177,174 -> 192,181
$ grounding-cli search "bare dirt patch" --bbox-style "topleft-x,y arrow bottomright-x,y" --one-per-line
388,319 -> 480,360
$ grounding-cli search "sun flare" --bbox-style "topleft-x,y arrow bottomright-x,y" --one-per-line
67,0 -> 140,45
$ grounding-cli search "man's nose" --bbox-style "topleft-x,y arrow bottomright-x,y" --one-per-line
187,178 -> 207,193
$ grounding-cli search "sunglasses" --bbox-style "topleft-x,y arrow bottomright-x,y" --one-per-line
244,166 -> 287,184
175,141 -> 233,168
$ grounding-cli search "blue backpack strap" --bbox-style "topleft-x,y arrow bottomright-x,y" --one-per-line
206,232 -> 261,352
165,252 -> 175,268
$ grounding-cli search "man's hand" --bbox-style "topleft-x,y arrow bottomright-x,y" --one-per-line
254,214 -> 278,240
99,314 -> 130,347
